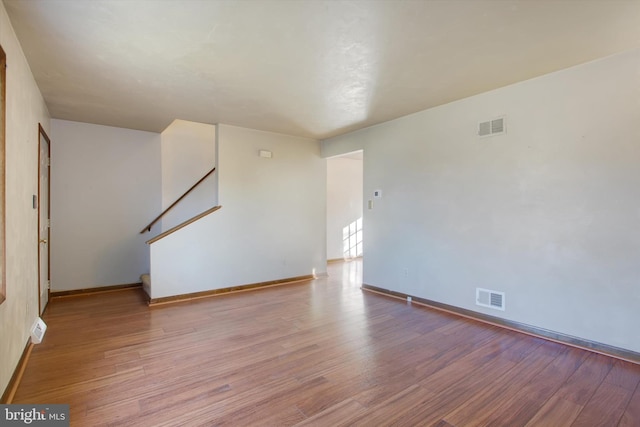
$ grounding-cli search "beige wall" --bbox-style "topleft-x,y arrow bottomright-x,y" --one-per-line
323,48 -> 640,353
50,120 -> 161,291
151,125 -> 327,299
160,120 -> 216,232
0,2 -> 51,396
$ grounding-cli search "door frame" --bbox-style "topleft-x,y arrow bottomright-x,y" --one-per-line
37,123 -> 51,314
0,44 -> 6,306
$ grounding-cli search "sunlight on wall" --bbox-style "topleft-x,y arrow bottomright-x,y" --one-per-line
342,217 -> 363,259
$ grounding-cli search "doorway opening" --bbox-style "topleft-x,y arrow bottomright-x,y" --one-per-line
326,150 -> 363,263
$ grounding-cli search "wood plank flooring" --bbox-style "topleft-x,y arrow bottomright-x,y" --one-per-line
13,260 -> 640,426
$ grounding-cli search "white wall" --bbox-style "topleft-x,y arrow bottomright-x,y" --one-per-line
160,120 -> 216,232
322,48 -> 640,353
50,120 -> 161,291
326,155 -> 363,260
0,2 -> 51,396
150,125 -> 326,299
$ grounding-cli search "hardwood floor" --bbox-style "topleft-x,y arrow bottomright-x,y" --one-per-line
13,260 -> 640,426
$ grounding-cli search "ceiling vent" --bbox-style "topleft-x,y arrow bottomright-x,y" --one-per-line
476,288 -> 505,311
478,117 -> 506,137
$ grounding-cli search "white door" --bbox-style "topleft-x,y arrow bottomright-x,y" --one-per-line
38,126 -> 50,314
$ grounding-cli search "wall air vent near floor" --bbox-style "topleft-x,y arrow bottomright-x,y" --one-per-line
476,288 -> 505,311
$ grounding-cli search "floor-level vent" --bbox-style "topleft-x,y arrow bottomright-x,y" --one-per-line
476,288 -> 505,311
478,117 -> 506,137
31,317 -> 47,344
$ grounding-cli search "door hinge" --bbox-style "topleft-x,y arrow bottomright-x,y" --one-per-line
47,219 -> 50,228
47,157 -> 50,167
47,280 -> 51,290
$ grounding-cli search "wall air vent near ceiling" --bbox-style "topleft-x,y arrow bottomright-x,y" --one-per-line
476,288 -> 505,311
478,117 -> 506,137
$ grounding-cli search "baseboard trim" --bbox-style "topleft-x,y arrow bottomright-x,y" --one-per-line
51,282 -> 142,298
1,339 -> 33,403
328,256 -> 362,264
362,283 -> 640,365
148,274 -> 315,306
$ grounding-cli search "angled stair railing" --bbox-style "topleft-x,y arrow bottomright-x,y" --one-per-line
146,205 -> 221,244
140,167 -> 216,233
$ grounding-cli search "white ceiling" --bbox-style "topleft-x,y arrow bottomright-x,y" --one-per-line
5,0 -> 640,139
